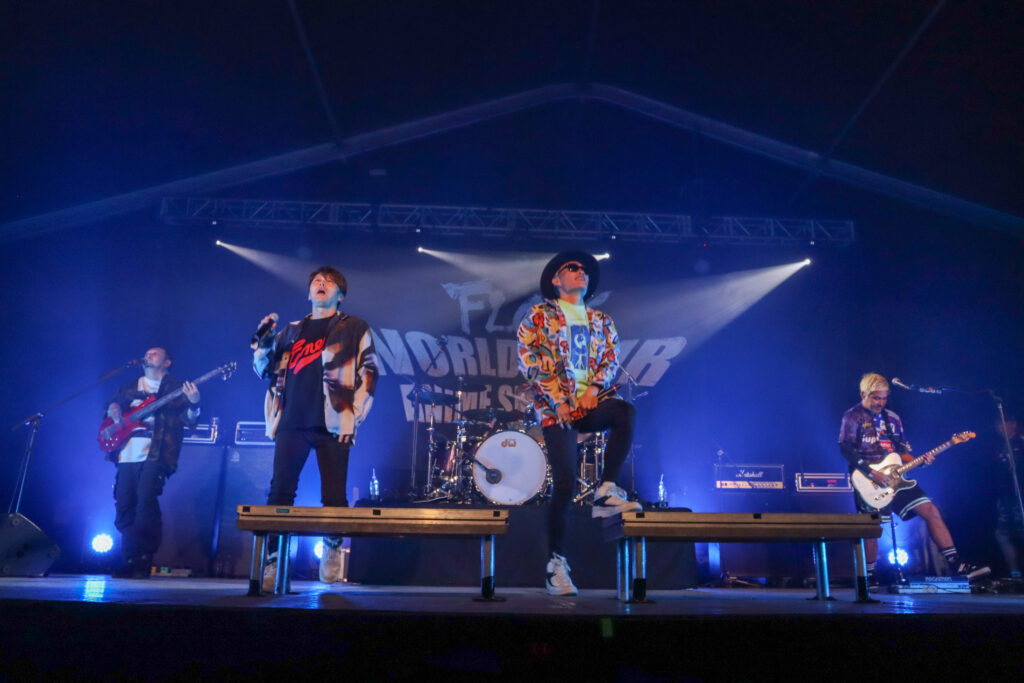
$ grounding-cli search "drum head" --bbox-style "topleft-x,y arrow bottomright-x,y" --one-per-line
473,430 -> 547,505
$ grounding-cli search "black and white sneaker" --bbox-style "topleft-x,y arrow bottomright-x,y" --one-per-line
545,552 -> 578,596
591,481 -> 643,518
953,561 -> 991,581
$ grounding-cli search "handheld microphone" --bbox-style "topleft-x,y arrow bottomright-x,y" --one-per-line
251,313 -> 279,345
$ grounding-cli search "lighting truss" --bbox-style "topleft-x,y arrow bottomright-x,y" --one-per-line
160,196 -> 855,246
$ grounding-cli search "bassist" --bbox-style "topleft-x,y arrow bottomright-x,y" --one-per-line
838,373 -> 987,583
105,347 -> 200,578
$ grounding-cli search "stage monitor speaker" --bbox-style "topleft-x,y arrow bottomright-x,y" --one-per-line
0,513 -> 60,577
151,443 -> 226,576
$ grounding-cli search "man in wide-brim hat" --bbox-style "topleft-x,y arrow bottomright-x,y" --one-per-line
516,250 -> 640,596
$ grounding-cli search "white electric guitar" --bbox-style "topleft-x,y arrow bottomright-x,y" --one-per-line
850,431 -> 976,509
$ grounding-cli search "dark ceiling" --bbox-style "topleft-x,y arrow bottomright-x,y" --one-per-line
3,0 -> 1022,229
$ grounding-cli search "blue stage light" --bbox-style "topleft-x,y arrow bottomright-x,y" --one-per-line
91,534 -> 114,554
313,540 -> 324,560
887,548 -> 909,567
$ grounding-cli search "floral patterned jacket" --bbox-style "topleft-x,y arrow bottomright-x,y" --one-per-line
516,298 -> 620,427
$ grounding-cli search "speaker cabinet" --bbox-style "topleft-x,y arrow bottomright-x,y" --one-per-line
151,444 -> 225,575
0,513 -> 60,577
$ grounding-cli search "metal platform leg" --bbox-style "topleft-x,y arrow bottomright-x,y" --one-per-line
629,536 -> 649,603
810,540 -> 835,601
275,534 -> 291,595
247,532 -> 266,597
475,534 -> 504,602
617,538 -> 631,602
853,538 -> 879,604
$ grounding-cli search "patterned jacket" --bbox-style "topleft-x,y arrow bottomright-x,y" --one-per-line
516,298 -> 620,427
253,313 -> 378,442
106,375 -> 199,473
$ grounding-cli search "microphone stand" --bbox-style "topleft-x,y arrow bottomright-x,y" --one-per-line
8,360 -> 138,516
992,391 -> 1024,548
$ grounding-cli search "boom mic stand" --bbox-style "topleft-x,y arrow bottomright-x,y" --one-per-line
992,391 -> 1024,564
6,359 -> 137,575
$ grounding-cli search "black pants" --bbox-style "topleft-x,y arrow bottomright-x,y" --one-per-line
114,459 -> 171,562
541,398 -> 636,556
268,428 -> 351,507
267,428 -> 351,553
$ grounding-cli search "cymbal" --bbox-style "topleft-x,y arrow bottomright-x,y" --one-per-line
401,376 -> 485,393
428,375 -> 487,393
406,388 -> 459,406
462,408 -> 526,423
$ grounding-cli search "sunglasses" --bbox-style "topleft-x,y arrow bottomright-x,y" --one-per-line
558,262 -> 588,275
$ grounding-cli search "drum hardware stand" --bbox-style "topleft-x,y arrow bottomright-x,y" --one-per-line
407,338 -> 450,496
617,367 -> 648,500
992,391 -> 1024,544
574,432 -> 606,504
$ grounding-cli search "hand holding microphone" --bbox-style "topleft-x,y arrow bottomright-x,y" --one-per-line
251,313 -> 279,346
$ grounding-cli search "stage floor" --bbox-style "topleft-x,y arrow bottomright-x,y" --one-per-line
1,574 -> 1023,616
3,575 -> 1023,680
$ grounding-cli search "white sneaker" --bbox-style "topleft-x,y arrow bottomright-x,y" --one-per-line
545,552 -> 579,596
591,481 -> 642,518
319,538 -> 344,584
262,554 -> 278,593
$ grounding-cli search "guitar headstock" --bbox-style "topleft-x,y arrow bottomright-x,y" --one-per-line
951,431 -> 976,444
219,361 -> 238,380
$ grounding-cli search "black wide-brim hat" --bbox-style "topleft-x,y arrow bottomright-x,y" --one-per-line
540,250 -> 601,301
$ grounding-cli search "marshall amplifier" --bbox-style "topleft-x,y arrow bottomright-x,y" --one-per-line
714,464 -> 785,491
182,418 -> 220,445
235,421 -> 273,446
795,472 -> 852,493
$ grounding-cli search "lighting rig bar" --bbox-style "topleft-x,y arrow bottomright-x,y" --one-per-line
160,197 -> 855,246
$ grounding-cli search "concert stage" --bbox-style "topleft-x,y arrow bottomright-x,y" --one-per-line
2,575 -> 1023,680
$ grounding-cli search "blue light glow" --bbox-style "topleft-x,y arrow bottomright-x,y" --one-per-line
313,540 -> 324,560
887,548 -> 909,567
91,533 -> 114,554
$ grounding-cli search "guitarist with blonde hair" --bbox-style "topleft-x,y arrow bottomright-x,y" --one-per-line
105,347 -> 201,578
839,372 -> 988,583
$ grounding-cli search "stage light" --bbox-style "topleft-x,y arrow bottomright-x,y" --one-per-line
313,540 -> 324,560
595,253 -> 611,261
215,240 -> 223,246
802,258 -> 811,266
91,533 -> 114,554
417,246 -> 424,253
887,548 -> 909,567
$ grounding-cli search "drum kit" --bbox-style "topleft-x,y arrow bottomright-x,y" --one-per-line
405,375 -> 608,506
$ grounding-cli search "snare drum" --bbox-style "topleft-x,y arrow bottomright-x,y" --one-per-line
472,430 -> 547,505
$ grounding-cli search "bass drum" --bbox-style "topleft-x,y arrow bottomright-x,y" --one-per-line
472,430 -> 548,505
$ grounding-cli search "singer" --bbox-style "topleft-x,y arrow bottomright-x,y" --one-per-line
104,347 -> 201,578
516,251 -> 640,596
251,266 -> 378,591
838,373 -> 989,584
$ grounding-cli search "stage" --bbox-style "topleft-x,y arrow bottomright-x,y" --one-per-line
2,575 -> 1023,680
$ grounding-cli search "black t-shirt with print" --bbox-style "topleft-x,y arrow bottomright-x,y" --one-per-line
279,316 -> 333,430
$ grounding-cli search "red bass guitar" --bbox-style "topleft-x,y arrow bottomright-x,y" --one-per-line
97,362 -> 236,453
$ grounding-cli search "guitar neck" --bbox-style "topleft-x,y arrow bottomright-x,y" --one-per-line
132,367 -> 221,419
896,440 -> 955,475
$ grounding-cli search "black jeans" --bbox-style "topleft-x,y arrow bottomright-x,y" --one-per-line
541,398 -> 636,556
267,428 -> 351,553
114,459 -> 171,562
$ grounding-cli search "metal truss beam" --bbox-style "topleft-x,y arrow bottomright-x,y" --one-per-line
6,82 -> 1019,242
160,197 -> 855,247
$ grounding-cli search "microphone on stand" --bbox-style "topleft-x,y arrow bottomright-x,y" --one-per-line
892,377 -> 944,395
250,313 -> 279,345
